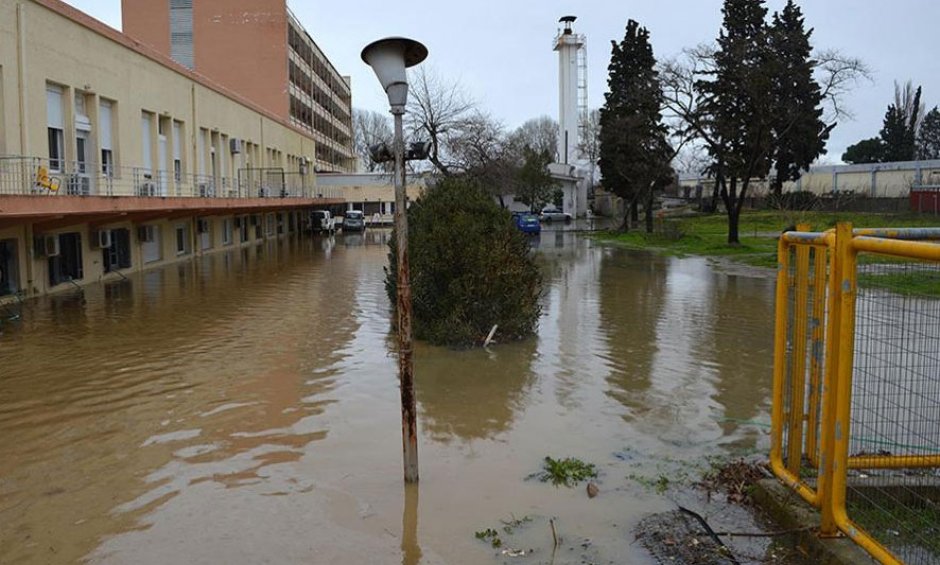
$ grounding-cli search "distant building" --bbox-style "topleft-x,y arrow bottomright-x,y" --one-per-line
316,173 -> 428,224
678,160 -> 940,199
122,0 -> 355,172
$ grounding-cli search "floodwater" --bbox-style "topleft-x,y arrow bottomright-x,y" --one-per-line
0,229 -> 778,564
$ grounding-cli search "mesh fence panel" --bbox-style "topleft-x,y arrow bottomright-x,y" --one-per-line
781,244 -> 830,491
847,258 -> 940,565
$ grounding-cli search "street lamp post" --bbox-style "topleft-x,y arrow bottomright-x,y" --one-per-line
361,37 -> 428,483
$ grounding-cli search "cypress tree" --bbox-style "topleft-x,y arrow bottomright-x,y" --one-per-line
918,107 -> 940,160
768,0 -> 829,196
598,19 -> 671,232
881,85 -> 921,161
698,0 -> 774,244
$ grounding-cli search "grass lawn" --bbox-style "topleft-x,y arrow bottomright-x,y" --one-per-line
596,211 -> 940,269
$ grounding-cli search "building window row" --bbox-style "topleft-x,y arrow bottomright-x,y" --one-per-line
288,60 -> 351,128
286,25 -> 350,102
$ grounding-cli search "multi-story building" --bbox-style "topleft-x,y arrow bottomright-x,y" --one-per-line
0,0 -> 345,302
122,0 -> 355,173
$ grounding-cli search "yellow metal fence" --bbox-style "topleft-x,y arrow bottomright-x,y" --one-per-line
770,223 -> 940,565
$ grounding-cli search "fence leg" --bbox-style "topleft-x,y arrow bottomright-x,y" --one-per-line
769,236 -> 791,474
786,224 -> 812,475
819,222 -> 852,536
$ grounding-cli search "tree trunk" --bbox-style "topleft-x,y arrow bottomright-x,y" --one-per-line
727,205 -> 741,245
497,195 -> 506,209
644,190 -> 654,234
630,199 -> 639,224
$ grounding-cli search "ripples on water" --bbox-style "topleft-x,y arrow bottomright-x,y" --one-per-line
0,230 -> 777,564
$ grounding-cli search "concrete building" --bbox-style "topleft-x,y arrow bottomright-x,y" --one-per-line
122,0 -> 355,173
0,0 -> 344,303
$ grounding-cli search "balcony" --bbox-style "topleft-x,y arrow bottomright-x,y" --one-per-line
0,156 -> 343,224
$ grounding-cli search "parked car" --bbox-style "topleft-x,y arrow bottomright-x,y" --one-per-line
343,210 -> 365,232
310,210 -> 335,233
539,206 -> 572,223
513,212 -> 541,235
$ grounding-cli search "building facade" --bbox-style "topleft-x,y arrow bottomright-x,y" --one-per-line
122,0 -> 355,173
0,0 -> 343,302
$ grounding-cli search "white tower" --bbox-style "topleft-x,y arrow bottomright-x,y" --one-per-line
551,16 -> 589,218
554,16 -> 586,165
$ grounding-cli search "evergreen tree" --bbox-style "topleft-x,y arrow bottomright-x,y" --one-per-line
515,146 -> 557,212
918,107 -> 940,160
842,137 -> 885,164
698,0 -> 774,244
598,19 -> 671,233
880,85 -> 922,161
767,0 -> 830,195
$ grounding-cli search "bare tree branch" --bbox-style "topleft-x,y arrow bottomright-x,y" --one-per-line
405,66 -> 476,176
352,108 -> 393,172
813,48 -> 872,125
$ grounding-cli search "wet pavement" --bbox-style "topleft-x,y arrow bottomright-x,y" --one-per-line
0,229 -> 779,564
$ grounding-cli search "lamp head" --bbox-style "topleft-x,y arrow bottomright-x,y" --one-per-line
361,37 -> 428,111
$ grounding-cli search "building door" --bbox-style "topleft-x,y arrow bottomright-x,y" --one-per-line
48,232 -> 83,287
158,135 -> 169,196
72,130 -> 93,195
0,239 -> 19,296
103,229 -> 132,272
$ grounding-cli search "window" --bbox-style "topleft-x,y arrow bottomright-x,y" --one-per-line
170,0 -> 194,69
48,232 -> 83,287
0,239 -> 19,296
175,224 -> 191,255
103,229 -> 132,272
239,216 -> 249,242
222,218 -> 233,245
46,85 -> 65,172
266,213 -> 275,236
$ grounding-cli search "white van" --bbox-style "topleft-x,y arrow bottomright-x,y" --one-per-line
310,210 -> 335,233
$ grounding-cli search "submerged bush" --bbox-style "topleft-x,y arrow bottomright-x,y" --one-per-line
385,177 -> 542,347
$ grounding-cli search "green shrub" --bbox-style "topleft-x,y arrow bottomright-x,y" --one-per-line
385,177 -> 542,347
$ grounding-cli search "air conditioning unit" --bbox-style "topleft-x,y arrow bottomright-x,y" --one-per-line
229,138 -> 242,154
137,225 -> 156,243
137,181 -> 157,197
93,229 -> 113,249
197,182 -> 214,198
35,234 -> 60,257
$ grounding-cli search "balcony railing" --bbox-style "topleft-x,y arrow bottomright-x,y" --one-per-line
0,156 -> 340,200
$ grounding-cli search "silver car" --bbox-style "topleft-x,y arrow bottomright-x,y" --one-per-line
343,210 -> 365,232
540,206 -> 572,223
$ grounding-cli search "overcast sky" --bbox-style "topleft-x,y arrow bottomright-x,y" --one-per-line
64,0 -> 940,162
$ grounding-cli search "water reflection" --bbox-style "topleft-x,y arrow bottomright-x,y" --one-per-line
416,339 -> 536,443
0,236 -> 363,564
599,248 -> 668,420
401,483 -> 421,565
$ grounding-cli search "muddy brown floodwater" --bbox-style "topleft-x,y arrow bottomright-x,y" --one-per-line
0,230 -> 779,564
